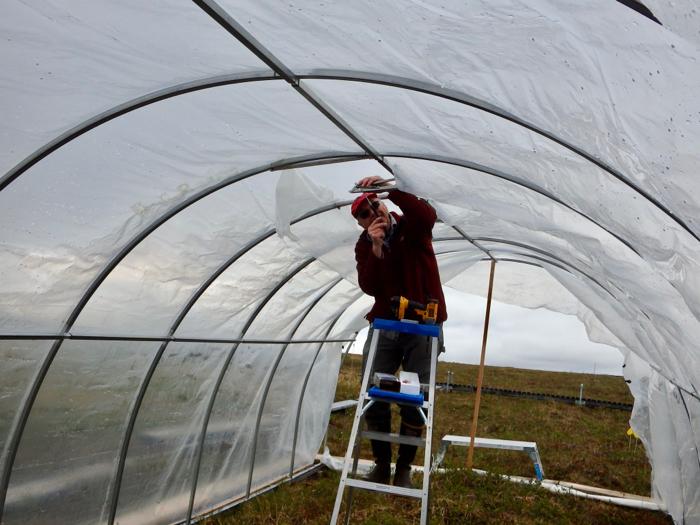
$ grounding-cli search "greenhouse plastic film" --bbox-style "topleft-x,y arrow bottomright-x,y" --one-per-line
175,236 -> 306,339
0,341 -> 53,492
295,342 -> 343,472
230,0 -> 700,233
0,0 -> 271,175
191,343 -> 277,516
391,161 -> 700,390
1,1 -> 700,523
3,340 -> 158,525
249,343 -> 316,490
114,342 -> 230,525
72,171 -> 282,336
0,82 -> 362,334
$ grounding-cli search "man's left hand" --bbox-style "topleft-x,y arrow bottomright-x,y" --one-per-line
356,175 -> 385,188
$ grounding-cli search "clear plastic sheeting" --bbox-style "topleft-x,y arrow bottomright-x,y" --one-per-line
2,1 -> 700,524
391,160 -> 700,391
115,342 -> 230,525
0,0 -> 270,176
227,0 -> 700,234
0,81 -> 361,334
643,1 -> 700,48
175,236 -> 306,339
72,171 -> 282,336
295,342 -> 342,471
249,341 -> 316,490
625,353 -> 700,524
0,341 -> 52,481
243,262 -> 340,340
4,340 -> 158,525
191,343 -> 277,517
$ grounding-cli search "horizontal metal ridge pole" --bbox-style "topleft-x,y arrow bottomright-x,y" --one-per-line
298,71 -> 698,244
451,225 -> 495,260
193,0 -> 393,173
344,478 -> 423,498
0,334 -> 354,344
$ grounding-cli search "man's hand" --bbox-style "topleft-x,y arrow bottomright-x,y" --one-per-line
356,175 -> 387,188
367,216 -> 387,258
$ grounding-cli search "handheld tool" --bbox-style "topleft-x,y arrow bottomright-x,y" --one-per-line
349,177 -> 396,193
390,296 -> 439,324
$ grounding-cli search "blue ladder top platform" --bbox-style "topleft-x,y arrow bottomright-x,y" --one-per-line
368,386 -> 424,405
372,317 -> 440,337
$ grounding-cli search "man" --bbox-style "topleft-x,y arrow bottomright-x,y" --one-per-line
352,175 -> 447,488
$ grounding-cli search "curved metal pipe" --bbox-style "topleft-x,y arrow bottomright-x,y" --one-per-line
0,154 -> 362,524
242,278 -> 344,501
297,72 -> 697,243
0,72 -> 277,192
179,257 -> 314,524
475,237 -> 613,297
386,153 -> 640,256
106,199 -> 357,523
288,303 -> 358,477
0,338 -> 61,521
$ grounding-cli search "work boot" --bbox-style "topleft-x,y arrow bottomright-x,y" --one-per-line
364,461 -> 391,485
396,421 -> 424,467
393,464 -> 414,488
365,414 -> 392,482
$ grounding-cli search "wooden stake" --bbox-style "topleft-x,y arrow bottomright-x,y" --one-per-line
467,259 -> 496,470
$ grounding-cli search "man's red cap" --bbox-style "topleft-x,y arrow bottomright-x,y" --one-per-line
350,193 -> 378,217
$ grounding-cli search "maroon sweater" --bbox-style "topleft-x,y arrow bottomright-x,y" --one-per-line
355,190 -> 447,323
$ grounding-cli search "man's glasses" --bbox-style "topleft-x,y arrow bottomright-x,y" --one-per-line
357,199 -> 381,220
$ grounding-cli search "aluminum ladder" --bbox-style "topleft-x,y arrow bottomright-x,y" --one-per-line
330,318 -> 440,525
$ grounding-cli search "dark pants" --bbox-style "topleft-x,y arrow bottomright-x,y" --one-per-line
361,326 -> 443,467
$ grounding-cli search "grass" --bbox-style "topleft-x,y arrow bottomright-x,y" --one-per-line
203,356 -> 671,524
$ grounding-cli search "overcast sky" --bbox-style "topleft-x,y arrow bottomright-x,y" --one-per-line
349,286 -> 624,377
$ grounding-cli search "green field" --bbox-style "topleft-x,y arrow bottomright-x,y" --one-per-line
206,356 -> 671,524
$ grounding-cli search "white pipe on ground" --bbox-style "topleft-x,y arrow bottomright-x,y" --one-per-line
317,451 -> 665,513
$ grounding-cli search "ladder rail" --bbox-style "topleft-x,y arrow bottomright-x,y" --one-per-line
330,328 -> 382,523
330,324 -> 440,525
420,336 -> 439,524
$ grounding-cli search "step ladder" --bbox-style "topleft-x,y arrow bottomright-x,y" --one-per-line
330,318 -> 440,525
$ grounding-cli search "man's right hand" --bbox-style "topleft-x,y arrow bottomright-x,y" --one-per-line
368,216 -> 387,258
